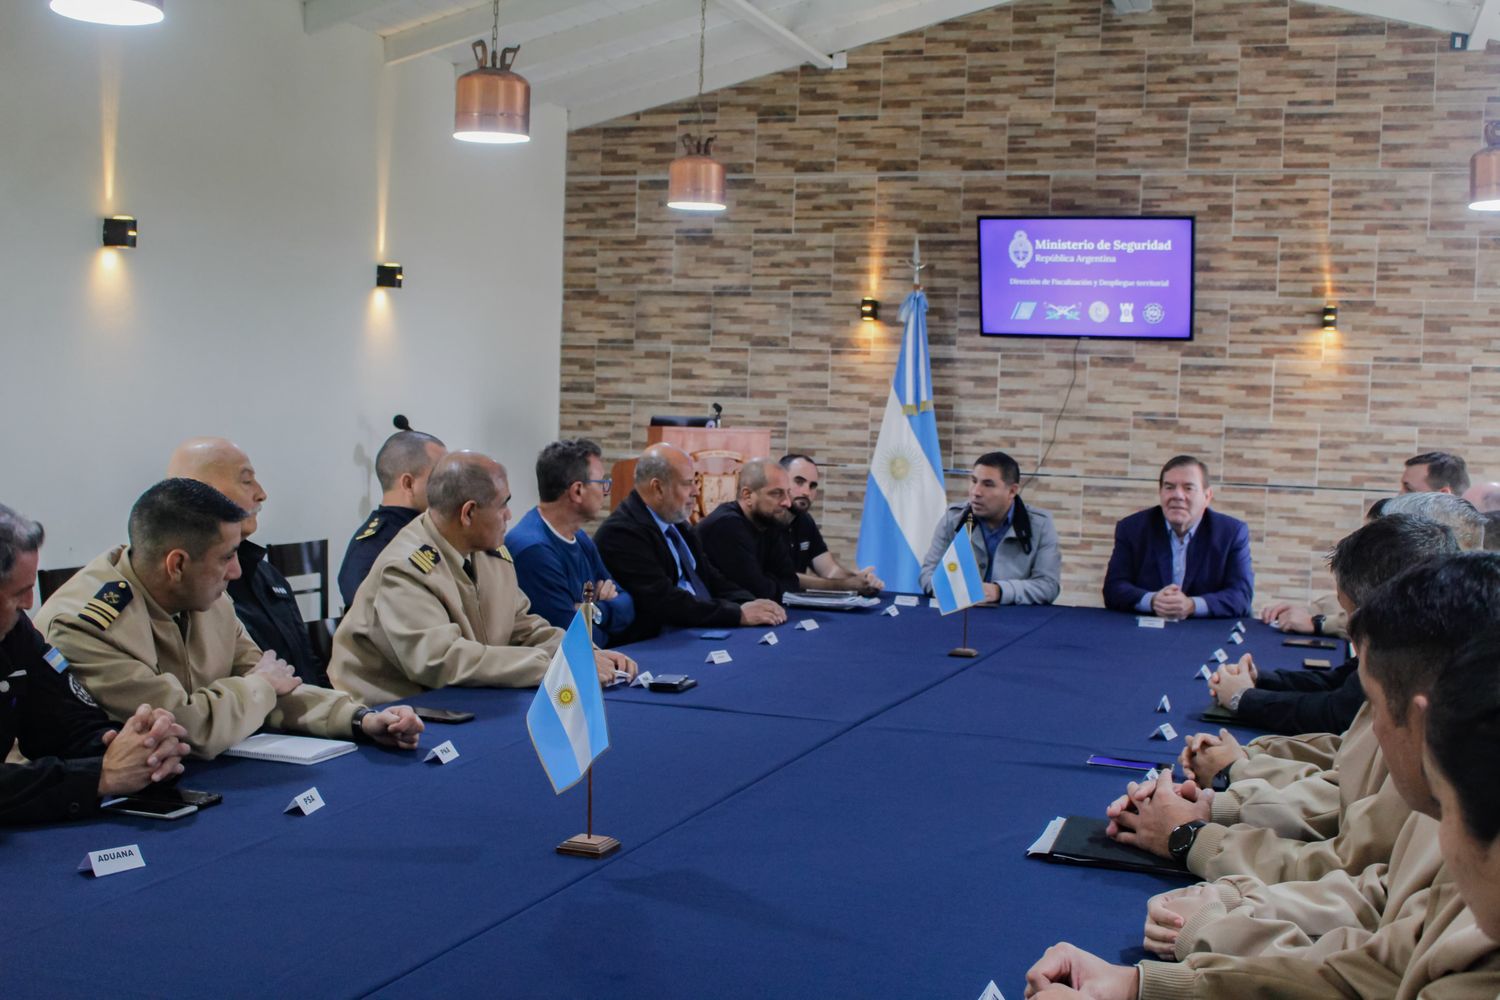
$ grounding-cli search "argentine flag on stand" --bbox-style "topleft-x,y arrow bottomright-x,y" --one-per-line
855,288 -> 949,594
526,610 -> 609,794
931,523 -> 985,615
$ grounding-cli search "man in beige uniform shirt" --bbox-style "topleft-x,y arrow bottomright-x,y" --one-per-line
36,478 -> 423,758
1021,555 -> 1500,1000
1137,555 -> 1500,964
329,451 -> 637,704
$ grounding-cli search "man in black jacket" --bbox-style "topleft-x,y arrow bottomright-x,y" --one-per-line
595,444 -> 785,644
168,437 -> 328,686
696,458 -> 799,602
1208,514 -> 1458,734
0,503 -> 188,824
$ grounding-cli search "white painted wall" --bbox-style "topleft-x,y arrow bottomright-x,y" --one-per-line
0,1 -> 565,592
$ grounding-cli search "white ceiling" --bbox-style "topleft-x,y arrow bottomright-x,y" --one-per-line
301,0 -> 1500,130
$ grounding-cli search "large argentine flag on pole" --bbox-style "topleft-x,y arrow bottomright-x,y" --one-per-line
931,523 -> 985,615
526,610 -> 609,794
855,288 -> 948,594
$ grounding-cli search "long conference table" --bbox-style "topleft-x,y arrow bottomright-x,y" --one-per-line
4,601 -> 1316,999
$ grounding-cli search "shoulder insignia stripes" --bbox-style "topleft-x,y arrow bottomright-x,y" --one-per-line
409,545 -> 440,575
488,545 -> 513,563
355,516 -> 381,541
78,580 -> 132,630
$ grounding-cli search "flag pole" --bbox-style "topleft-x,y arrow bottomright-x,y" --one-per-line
557,581 -> 620,858
949,509 -> 979,658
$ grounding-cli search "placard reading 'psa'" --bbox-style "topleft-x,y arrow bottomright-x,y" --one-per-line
978,216 -> 1194,340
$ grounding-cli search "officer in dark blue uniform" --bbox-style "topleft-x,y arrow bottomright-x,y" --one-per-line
337,430 -> 445,609
0,504 -> 188,824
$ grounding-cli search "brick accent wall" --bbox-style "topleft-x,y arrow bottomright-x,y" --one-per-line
560,0 -> 1500,607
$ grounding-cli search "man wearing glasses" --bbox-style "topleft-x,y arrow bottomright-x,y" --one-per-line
508,439 -> 636,646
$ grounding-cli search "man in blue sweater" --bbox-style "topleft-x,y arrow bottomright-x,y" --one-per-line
508,439 -> 635,646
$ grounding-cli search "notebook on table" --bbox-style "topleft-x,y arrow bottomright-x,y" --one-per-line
1028,815 -> 1192,879
223,733 -> 357,765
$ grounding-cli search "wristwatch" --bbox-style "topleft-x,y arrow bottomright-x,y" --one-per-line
1226,689 -> 1245,713
1311,614 -> 1327,636
1168,820 -> 1207,864
1211,766 -> 1234,793
351,707 -> 373,740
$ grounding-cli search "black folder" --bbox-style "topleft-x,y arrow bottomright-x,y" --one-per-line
1198,704 -> 1237,726
1042,816 -> 1193,878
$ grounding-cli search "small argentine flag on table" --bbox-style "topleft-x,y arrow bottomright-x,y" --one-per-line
931,524 -> 984,615
526,610 -> 609,794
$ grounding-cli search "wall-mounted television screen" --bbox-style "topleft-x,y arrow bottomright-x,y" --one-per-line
977,215 -> 1194,341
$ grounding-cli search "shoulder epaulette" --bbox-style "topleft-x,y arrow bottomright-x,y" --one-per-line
78,580 -> 132,630
355,515 -> 381,541
487,545 -> 513,563
409,545 -> 440,574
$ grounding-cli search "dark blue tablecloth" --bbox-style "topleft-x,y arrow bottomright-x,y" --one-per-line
0,604 -> 1313,998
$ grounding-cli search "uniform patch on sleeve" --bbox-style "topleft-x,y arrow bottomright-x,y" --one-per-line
409,545 -> 440,574
68,672 -> 98,707
43,647 -> 70,673
488,545 -> 513,563
355,516 -> 381,541
78,580 -> 132,630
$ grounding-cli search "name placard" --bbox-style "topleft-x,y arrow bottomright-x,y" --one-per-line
1229,632 -> 1244,645
759,632 -> 779,646
1136,616 -> 1166,629
881,605 -> 900,617
705,650 -> 732,664
1197,665 -> 1214,681
1212,648 -> 1229,663
285,787 -> 325,816
1156,695 -> 1171,713
1149,723 -> 1179,741
77,844 -> 145,878
977,981 -> 1007,1000
425,740 -> 459,764
894,595 -> 919,607
795,620 -> 819,631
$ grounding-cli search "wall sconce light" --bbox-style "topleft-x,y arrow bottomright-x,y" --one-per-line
376,263 -> 404,288
50,0 -> 162,26
1321,305 -> 1338,331
860,297 -> 879,322
102,216 -> 137,248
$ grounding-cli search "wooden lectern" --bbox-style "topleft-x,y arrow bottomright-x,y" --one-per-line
609,426 -> 772,523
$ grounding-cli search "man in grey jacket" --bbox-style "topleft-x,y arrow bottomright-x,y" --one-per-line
918,452 -> 1061,605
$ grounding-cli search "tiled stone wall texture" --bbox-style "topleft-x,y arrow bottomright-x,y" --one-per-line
559,0 -> 1500,607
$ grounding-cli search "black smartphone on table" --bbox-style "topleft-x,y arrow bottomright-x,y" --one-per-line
413,707 -> 476,724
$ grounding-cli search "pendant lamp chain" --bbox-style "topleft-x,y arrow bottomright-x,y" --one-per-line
695,0 -> 707,128
491,0 -> 501,60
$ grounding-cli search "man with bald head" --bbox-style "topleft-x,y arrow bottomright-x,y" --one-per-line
329,451 -> 637,704
167,436 -> 326,686
1462,480 -> 1500,513
696,458 -> 800,602
338,429 -> 446,609
595,443 -> 786,644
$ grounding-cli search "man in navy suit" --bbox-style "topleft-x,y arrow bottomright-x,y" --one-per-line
1102,455 -> 1253,619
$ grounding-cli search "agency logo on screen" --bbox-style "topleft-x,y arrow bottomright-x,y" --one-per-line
1010,301 -> 1037,320
1143,303 -> 1165,324
1009,230 -> 1034,269
1088,301 -> 1110,323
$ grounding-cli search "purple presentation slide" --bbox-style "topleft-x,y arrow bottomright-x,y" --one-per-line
977,216 -> 1194,340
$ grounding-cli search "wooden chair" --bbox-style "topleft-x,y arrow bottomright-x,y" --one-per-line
37,566 -> 83,604
264,540 -> 336,662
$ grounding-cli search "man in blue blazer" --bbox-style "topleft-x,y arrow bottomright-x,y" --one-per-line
1102,455 -> 1253,619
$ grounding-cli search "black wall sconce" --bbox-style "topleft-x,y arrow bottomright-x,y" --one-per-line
1321,304 -> 1338,332
376,262 -> 404,288
860,297 -> 879,322
102,216 -> 137,248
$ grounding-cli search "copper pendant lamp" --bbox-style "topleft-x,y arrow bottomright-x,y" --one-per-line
454,0 -> 530,145
667,0 -> 726,212
1470,121 -> 1500,211
49,0 -> 162,26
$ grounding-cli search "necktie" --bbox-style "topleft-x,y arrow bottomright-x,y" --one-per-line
462,558 -> 477,584
665,524 -> 707,596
